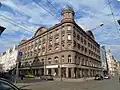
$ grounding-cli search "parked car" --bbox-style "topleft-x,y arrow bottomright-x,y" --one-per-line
0,78 -> 30,90
24,73 -> 34,78
94,74 -> 104,80
104,75 -> 110,79
40,75 -> 54,80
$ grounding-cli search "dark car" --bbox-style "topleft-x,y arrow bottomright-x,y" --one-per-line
40,75 -> 54,80
0,78 -> 30,90
94,74 -> 104,80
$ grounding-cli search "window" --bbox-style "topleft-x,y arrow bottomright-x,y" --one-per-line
62,55 -> 64,62
78,57 -> 80,65
35,42 -> 37,47
62,34 -> 65,40
0,81 -> 16,90
55,37 -> 59,43
68,25 -> 72,30
78,43 -> 80,49
84,39 -> 86,45
75,56 -> 77,64
56,29 -> 59,34
82,59 -> 84,65
73,31 -> 76,37
88,42 -> 90,47
81,37 -> 83,43
77,34 -> 80,40
89,50 -> 91,55
41,59 -> 44,64
85,48 -> 87,53
49,47 -> 52,52
68,34 -> 71,40
48,58 -> 51,64
39,44 -> 41,49
54,57 -> 58,63
74,41 -> 76,47
81,46 -> 84,51
55,46 -> 59,50
68,55 -> 72,63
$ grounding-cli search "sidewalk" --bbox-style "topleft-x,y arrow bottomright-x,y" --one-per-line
54,77 -> 95,82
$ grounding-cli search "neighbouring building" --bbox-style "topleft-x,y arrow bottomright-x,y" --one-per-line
0,45 -> 18,72
117,61 -> 120,75
18,6 -> 102,78
100,46 -> 108,76
106,49 -> 117,76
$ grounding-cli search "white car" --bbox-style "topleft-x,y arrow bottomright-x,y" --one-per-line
104,76 -> 110,79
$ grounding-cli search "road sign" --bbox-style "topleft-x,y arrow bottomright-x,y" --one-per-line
18,52 -> 22,56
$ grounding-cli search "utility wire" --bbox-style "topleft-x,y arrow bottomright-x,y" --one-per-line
107,0 -> 120,36
45,0 -> 58,11
0,14 -> 34,33
32,0 -> 60,21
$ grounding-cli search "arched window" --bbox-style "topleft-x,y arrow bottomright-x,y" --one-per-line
48,58 -> 51,64
68,55 -> 72,63
54,56 -> 59,63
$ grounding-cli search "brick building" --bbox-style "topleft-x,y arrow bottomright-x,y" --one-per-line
18,6 -> 102,78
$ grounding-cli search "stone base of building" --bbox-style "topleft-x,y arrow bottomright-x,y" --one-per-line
19,64 -> 102,78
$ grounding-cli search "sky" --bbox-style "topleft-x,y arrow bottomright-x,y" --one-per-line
0,0 -> 120,60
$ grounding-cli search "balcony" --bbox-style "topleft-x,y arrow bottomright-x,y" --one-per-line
32,62 -> 44,67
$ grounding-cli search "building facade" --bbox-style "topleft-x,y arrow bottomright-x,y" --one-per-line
100,46 -> 108,75
106,49 -> 117,76
117,61 -> 120,75
18,7 -> 102,78
0,45 -> 18,72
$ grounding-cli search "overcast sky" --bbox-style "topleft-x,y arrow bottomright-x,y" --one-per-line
0,0 -> 120,60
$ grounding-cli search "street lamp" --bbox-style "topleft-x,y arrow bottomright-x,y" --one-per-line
0,26 -> 6,36
117,20 -> 120,25
91,23 -> 104,31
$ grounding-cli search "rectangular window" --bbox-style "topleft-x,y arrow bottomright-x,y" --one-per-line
68,26 -> 72,30
62,55 -> 64,62
77,34 -> 80,40
81,37 -> 83,43
78,43 -> 80,49
68,34 -> 71,40
62,34 -> 65,40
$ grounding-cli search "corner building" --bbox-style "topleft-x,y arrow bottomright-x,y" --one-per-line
18,7 -> 102,78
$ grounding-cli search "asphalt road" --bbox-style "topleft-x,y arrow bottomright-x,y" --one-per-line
17,77 -> 120,90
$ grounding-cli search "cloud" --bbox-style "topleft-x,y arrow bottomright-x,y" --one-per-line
0,0 -> 120,60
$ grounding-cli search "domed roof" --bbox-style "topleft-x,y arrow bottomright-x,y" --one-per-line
61,5 -> 74,15
63,5 -> 74,11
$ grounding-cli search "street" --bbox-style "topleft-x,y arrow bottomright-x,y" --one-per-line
16,77 -> 120,90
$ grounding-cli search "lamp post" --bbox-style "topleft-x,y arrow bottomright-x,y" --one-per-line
15,51 -> 22,84
0,26 -> 6,36
91,23 -> 104,31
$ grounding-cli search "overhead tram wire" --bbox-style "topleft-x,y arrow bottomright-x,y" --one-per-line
107,0 -> 120,36
45,0 -> 58,11
0,14 -> 34,33
32,0 -> 60,21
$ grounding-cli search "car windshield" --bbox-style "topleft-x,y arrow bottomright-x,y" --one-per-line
0,0 -> 120,90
